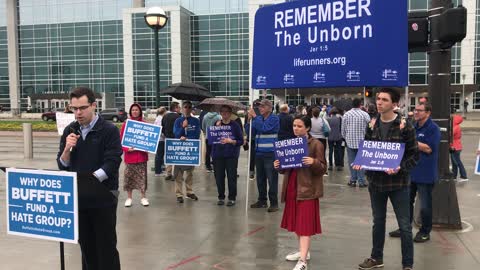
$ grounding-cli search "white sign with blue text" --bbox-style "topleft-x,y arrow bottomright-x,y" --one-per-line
252,0 -> 408,89
121,119 -> 162,154
6,168 -> 78,243
475,139 -> 480,176
164,138 -> 201,166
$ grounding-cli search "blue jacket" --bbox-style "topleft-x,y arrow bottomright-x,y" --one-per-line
174,116 -> 201,139
211,121 -> 244,159
252,113 -> 279,154
57,116 -> 123,209
411,118 -> 440,184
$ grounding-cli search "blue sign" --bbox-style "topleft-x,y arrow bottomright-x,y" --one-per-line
274,137 -> 308,169
352,140 -> 405,171
475,139 -> 480,175
6,168 -> 78,243
164,139 -> 202,166
207,125 -> 233,145
121,119 -> 162,154
252,0 -> 407,89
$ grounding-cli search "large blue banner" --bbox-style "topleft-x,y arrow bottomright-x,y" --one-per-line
164,139 -> 202,166
252,0 -> 408,89
6,168 -> 78,243
274,137 -> 308,169
121,119 -> 162,154
352,140 -> 405,171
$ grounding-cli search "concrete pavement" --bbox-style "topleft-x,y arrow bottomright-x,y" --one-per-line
0,133 -> 479,269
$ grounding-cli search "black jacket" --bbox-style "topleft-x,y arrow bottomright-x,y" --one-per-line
57,116 -> 122,208
162,112 -> 180,138
278,112 -> 295,141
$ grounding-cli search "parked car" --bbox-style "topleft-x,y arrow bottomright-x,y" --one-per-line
99,108 -> 127,122
41,108 -> 68,121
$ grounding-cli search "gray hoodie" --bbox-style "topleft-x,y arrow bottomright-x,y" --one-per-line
202,112 -> 221,133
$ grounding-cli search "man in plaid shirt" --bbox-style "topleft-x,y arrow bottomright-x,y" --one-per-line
341,98 -> 370,187
357,88 -> 419,270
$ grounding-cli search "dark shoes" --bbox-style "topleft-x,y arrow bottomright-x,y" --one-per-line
348,181 -> 357,187
217,200 -> 225,206
226,200 -> 236,207
186,194 -> 199,201
165,175 -> 173,181
328,166 -> 333,171
336,166 -> 343,171
358,258 -> 384,269
267,205 -> 279,212
359,183 -> 368,188
250,201 -> 268,208
177,197 -> 184,203
389,229 -> 401,238
413,232 -> 430,243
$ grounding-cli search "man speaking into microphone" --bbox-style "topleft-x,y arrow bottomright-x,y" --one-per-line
57,86 -> 122,270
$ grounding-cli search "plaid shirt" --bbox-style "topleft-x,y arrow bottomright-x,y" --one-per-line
365,114 -> 419,192
341,108 -> 370,149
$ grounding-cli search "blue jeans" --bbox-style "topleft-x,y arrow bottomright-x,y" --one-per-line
328,140 -> 344,167
155,141 -> 165,174
369,186 -> 413,268
410,182 -> 434,235
255,152 -> 278,206
347,147 -> 365,184
213,157 -> 238,201
450,150 -> 467,178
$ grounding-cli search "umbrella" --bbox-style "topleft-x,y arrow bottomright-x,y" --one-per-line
160,82 -> 214,101
333,98 -> 353,112
196,97 -> 247,112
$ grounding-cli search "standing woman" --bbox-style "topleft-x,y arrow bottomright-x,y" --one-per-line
310,106 -> 330,173
120,103 -> 149,207
450,114 -> 469,182
211,105 -> 244,206
274,115 -> 327,270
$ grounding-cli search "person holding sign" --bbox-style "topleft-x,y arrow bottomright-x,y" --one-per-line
211,105 -> 244,206
173,100 -> 201,203
356,88 -> 419,270
120,103 -> 149,207
274,115 -> 326,270
57,87 -> 122,270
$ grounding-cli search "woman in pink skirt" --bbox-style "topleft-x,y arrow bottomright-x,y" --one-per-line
274,115 -> 327,270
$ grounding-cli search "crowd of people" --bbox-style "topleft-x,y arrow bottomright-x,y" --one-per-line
56,86 -> 476,270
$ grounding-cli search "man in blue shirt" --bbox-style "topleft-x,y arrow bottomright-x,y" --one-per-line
173,100 -> 201,203
389,102 -> 440,243
247,99 -> 280,212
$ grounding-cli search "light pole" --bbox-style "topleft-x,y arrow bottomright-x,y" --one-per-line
461,73 -> 466,117
144,7 -> 168,109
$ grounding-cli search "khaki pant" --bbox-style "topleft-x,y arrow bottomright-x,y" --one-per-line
166,165 -> 173,176
174,165 -> 194,197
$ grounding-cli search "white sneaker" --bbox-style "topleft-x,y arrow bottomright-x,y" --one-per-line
293,260 -> 308,270
457,177 -> 469,183
285,251 -> 310,261
124,198 -> 132,207
140,198 -> 149,206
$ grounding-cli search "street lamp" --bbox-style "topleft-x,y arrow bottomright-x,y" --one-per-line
144,7 -> 168,108
461,73 -> 466,117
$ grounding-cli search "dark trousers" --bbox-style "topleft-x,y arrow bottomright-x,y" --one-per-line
410,182 -> 434,235
213,157 -> 238,200
328,140 -> 344,167
369,186 -> 413,268
255,152 -> 278,205
205,139 -> 213,169
450,150 -> 467,178
79,205 -> 120,270
155,141 -> 165,174
249,139 -> 256,172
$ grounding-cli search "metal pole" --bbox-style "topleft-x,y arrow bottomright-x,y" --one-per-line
60,242 -> 65,270
462,74 -> 466,117
428,0 -> 462,229
154,28 -> 160,109
23,123 -> 33,159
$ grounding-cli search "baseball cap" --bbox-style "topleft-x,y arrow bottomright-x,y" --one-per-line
259,99 -> 272,107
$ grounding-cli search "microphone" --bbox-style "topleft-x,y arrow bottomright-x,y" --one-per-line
69,121 -> 81,152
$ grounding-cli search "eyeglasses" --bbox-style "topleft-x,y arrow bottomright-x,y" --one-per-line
413,109 -> 426,112
70,105 -> 91,112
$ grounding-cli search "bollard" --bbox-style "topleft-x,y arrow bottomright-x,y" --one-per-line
23,123 -> 33,159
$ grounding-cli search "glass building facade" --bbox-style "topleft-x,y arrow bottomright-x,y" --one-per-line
0,0 -> 8,108
146,0 -> 248,14
191,13 -> 249,103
